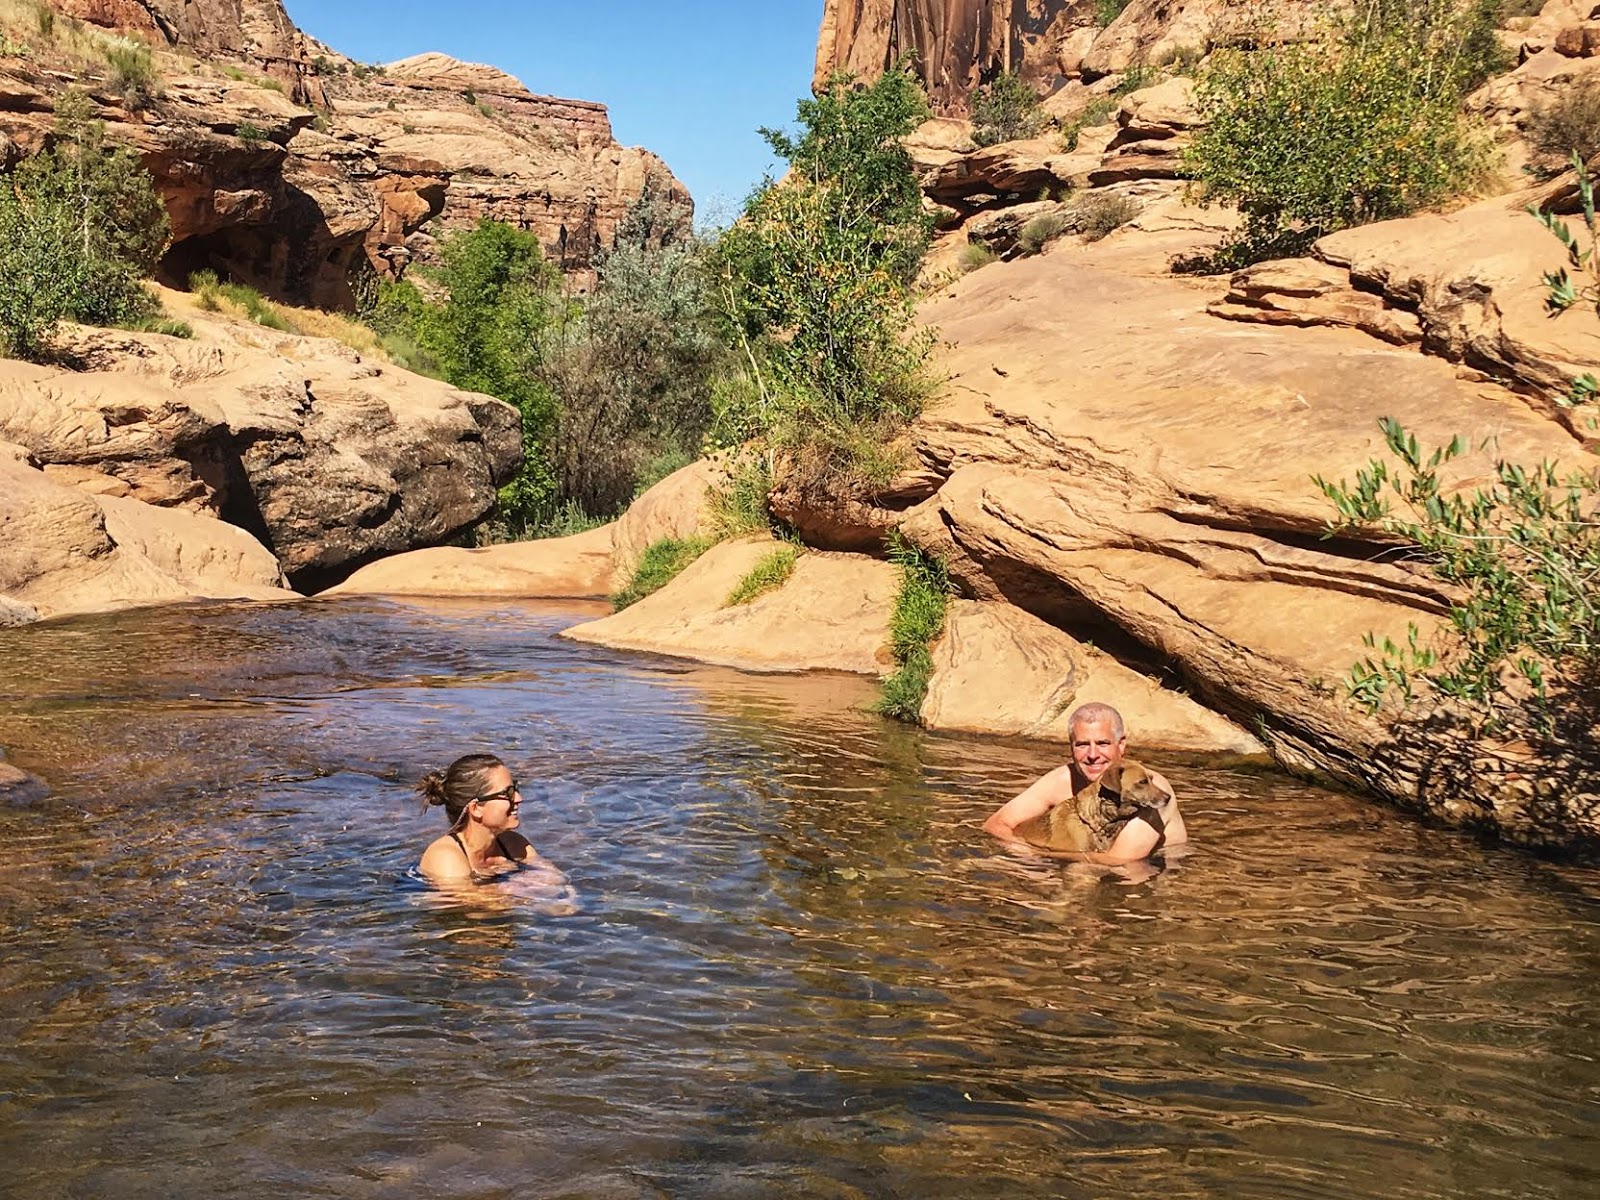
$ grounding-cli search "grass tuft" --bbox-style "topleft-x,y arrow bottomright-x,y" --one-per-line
958,241 -> 997,272
611,535 -> 715,610
707,454 -> 774,538
872,532 -> 952,722
725,544 -> 800,606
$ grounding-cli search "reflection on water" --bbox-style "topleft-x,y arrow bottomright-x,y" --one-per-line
0,598 -> 1596,1199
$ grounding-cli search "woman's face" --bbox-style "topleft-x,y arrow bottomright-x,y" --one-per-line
473,765 -> 521,832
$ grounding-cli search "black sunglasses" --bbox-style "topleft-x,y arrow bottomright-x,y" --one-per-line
476,779 -> 520,804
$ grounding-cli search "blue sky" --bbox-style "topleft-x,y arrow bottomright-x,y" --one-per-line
283,1 -> 824,221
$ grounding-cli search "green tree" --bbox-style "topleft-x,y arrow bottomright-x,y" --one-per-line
759,65 -> 932,282
0,190 -> 80,358
368,219 -> 562,532
709,68 -> 937,488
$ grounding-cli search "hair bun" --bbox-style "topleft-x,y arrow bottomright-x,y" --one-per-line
416,770 -> 450,807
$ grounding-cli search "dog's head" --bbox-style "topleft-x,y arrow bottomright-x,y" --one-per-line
1080,760 -> 1166,823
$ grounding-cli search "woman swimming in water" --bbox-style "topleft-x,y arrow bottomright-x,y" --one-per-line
417,753 -> 551,883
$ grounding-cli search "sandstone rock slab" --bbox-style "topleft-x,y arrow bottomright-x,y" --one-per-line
562,540 -> 896,675
0,454 -> 295,622
923,600 -> 1267,753
612,459 -> 723,575
326,524 -> 616,599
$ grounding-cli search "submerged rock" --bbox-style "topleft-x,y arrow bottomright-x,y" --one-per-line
0,749 -> 47,806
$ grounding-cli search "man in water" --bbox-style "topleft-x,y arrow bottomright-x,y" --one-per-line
983,701 -> 1186,864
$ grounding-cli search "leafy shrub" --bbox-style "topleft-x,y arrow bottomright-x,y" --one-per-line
970,71 -> 1046,147
1528,76 -> 1600,168
873,533 -> 952,723
102,38 -> 155,110
542,183 -> 726,517
1114,65 -> 1159,96
1018,210 -> 1070,254
610,536 -> 716,610
235,121 -> 266,148
1529,153 -> 1600,412
726,545 -> 800,606
1317,418 -> 1598,724
1185,0 -> 1495,268
958,241 -> 998,272
0,92 -> 171,358
709,67 -> 937,493
367,220 -> 563,535
1074,191 -> 1140,241
0,193 -> 82,358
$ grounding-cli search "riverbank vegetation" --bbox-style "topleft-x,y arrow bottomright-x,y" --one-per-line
1314,165 -> 1600,728
1182,0 -> 1500,270
708,66 -> 938,499
1317,419 -> 1598,730
873,534 -> 953,722
610,535 -> 716,611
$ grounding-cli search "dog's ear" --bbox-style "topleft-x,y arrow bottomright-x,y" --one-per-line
1099,763 -> 1124,796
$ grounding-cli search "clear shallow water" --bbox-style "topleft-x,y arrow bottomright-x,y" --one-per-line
0,597 -> 1596,1199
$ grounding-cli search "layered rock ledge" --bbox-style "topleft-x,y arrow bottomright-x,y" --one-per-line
0,295 -> 521,615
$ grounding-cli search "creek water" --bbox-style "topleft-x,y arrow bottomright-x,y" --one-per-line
0,598 -> 1595,1199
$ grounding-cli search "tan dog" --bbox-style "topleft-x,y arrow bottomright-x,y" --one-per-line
1011,760 -> 1169,853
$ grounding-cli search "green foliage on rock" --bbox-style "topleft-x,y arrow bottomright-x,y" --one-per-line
1185,0 -> 1496,268
1018,210 -> 1070,255
708,453 -> 777,538
958,241 -> 998,272
1074,191 -> 1140,241
1059,96 -> 1120,152
0,90 -> 170,358
710,67 -> 938,493
1316,418 -> 1599,725
1095,0 -> 1131,28
103,37 -> 156,110
1529,154 -> 1600,414
873,533 -> 953,723
611,535 -> 717,611
971,71 -> 1046,147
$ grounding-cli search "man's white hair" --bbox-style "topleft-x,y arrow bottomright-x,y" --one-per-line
1067,702 -> 1125,740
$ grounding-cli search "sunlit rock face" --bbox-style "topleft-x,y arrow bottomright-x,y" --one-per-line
814,0 -> 1239,112
11,2 -> 690,307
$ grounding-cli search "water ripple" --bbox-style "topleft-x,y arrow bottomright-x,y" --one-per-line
0,598 -> 1596,1199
